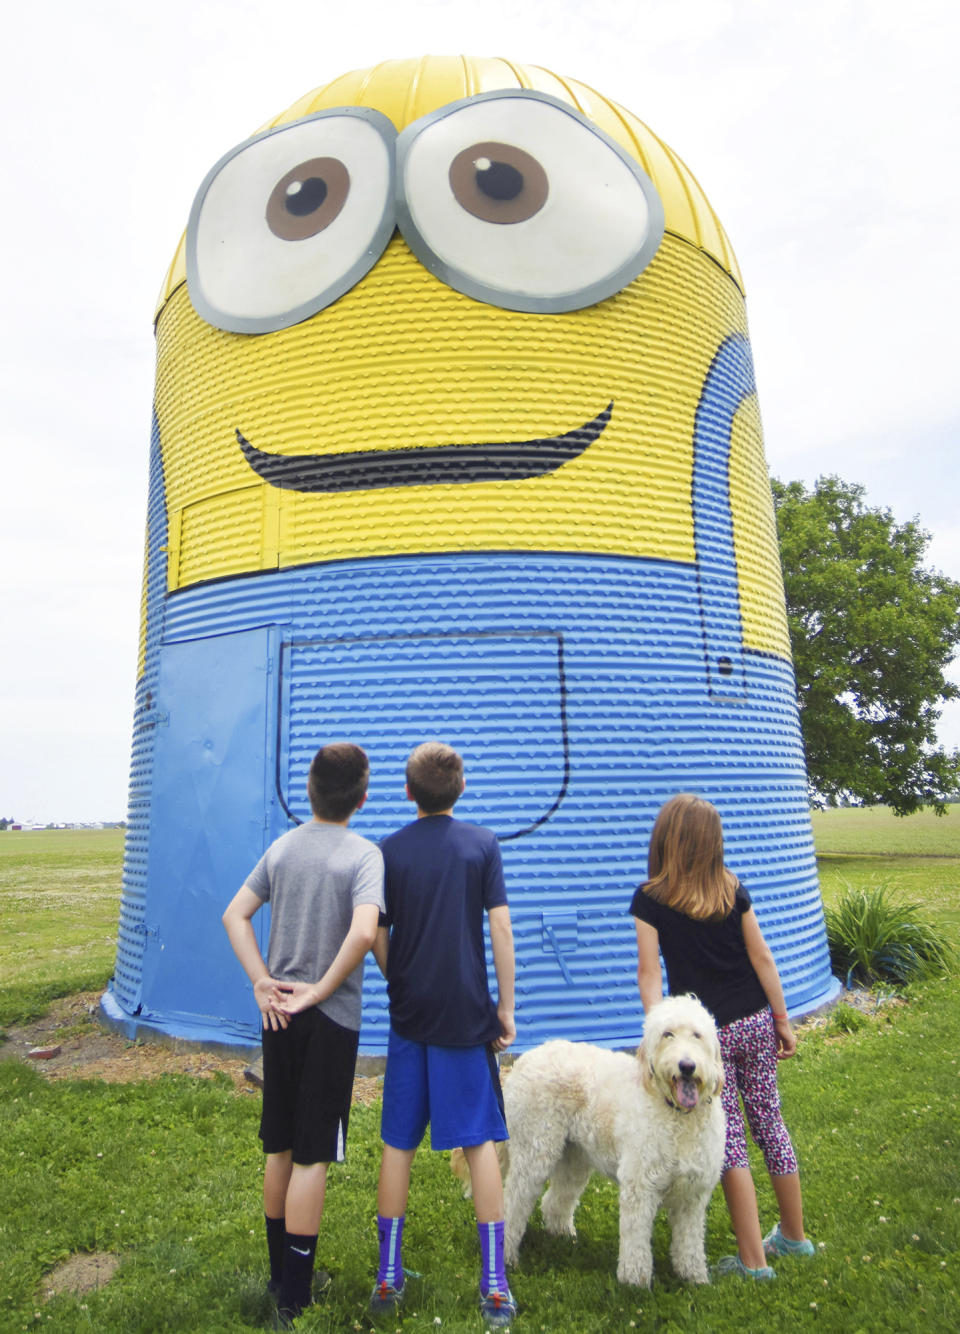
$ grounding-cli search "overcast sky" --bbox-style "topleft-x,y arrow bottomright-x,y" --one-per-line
2,0 -> 958,823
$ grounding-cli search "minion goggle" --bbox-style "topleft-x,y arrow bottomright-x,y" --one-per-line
185,90 -> 665,333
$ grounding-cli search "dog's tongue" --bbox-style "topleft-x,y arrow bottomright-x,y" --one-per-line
675,1076 -> 700,1109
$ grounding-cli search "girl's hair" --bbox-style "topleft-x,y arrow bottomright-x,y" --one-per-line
645,793 -> 737,921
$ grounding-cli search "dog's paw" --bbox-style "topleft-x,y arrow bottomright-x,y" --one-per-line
542,1219 -> 577,1240
616,1263 -> 653,1288
677,1265 -> 710,1285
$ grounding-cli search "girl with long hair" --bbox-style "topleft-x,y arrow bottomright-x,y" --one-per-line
630,793 -> 815,1278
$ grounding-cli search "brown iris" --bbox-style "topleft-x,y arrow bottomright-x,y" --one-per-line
266,157 -> 350,240
448,141 -> 548,224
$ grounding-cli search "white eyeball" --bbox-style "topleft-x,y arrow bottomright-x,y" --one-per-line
186,108 -> 397,333
396,91 -> 664,312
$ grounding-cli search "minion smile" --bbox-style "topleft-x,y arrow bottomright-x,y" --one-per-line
236,401 -> 612,492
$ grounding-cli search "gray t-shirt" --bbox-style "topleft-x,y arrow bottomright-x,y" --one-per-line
245,820 -> 385,1031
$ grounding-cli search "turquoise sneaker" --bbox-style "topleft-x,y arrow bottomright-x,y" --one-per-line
479,1287 -> 517,1327
369,1278 -> 404,1314
763,1222 -> 816,1257
711,1254 -> 777,1281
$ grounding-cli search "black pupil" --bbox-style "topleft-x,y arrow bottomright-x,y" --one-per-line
285,177 -> 328,216
475,160 -> 523,202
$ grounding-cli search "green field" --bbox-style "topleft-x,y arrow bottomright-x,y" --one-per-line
811,804 -> 960,857
0,828 -> 123,1026
811,806 -> 960,930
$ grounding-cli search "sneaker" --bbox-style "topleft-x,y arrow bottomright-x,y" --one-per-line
369,1278 -> 404,1314
711,1254 -> 777,1281
479,1287 -> 517,1327
763,1222 -> 815,1258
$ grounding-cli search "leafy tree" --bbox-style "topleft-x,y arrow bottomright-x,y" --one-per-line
771,475 -> 960,815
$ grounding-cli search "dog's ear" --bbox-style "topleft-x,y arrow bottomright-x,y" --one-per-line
637,1037 -> 656,1094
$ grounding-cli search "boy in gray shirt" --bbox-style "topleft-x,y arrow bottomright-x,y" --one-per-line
223,742 -> 384,1325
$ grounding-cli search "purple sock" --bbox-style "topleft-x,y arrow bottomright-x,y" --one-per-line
478,1219 -> 508,1296
377,1214 -> 405,1289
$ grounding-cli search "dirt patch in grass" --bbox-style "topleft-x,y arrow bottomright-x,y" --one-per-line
42,1251 -> 121,1299
0,991 -> 383,1105
3,986 -> 898,1103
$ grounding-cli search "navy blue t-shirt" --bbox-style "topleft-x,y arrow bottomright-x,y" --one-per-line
629,878 -> 768,1027
380,815 -> 508,1046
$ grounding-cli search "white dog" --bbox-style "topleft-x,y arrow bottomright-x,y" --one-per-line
501,994 -> 725,1287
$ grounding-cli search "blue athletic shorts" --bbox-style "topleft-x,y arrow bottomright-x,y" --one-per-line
380,1029 -> 508,1151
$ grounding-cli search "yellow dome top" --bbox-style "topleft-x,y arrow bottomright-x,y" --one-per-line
157,55 -> 742,315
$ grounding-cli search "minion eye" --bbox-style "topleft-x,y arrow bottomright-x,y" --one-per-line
187,108 -> 397,333
448,142 -> 548,223
396,91 -> 664,313
266,157 -> 350,240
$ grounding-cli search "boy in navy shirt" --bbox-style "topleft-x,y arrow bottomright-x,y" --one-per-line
371,742 -> 516,1325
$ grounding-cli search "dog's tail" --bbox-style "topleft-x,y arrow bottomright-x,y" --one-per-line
449,1141 -> 510,1198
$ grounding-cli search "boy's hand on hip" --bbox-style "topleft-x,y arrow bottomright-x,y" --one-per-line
275,980 -> 322,1016
254,976 -> 289,1031
493,1007 -> 516,1051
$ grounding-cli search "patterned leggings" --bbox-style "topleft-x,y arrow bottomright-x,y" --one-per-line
719,1008 -> 798,1176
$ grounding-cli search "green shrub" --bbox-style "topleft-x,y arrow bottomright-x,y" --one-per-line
822,1001 -> 870,1035
825,881 -> 957,986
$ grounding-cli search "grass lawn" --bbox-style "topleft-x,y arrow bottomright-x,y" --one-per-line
811,805 -> 960,858
1,814 -> 958,1330
0,830 -> 123,1029
3,978 -> 958,1331
812,806 -> 960,932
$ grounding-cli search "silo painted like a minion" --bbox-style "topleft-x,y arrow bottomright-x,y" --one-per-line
104,57 -> 838,1050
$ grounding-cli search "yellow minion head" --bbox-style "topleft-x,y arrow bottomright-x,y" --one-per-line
153,55 -> 786,658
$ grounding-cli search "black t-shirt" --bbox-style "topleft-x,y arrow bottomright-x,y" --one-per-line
381,815 -> 507,1046
629,878 -> 768,1026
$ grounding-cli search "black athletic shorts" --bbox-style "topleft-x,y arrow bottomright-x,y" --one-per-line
259,1007 -> 360,1165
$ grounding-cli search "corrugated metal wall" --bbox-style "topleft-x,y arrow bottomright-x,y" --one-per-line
107,544 -> 835,1051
